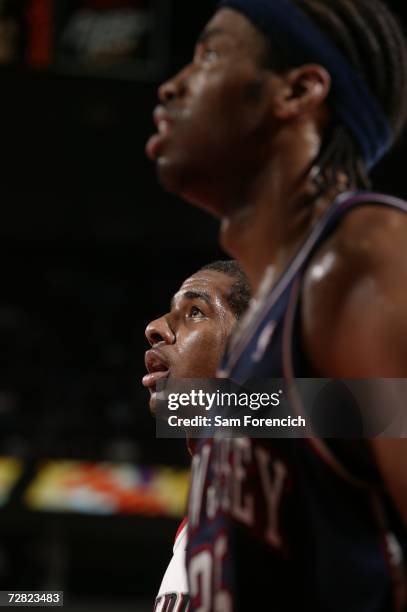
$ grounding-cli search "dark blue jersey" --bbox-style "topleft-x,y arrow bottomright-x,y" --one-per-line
186,192 -> 407,611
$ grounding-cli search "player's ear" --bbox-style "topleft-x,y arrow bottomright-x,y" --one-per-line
272,64 -> 331,119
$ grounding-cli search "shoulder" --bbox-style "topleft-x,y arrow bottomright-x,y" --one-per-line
301,204 -> 407,376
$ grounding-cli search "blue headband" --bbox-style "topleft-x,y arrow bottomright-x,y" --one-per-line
218,0 -> 392,169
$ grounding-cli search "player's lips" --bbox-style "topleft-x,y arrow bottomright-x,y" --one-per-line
146,105 -> 175,161
142,349 -> 171,389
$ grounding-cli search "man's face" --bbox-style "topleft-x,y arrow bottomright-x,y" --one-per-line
146,9 -> 277,215
143,270 -> 237,412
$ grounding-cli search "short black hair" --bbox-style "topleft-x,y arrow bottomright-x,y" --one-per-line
199,260 -> 251,319
267,0 -> 407,188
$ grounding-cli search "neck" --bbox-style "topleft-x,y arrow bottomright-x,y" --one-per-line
219,135 -> 336,294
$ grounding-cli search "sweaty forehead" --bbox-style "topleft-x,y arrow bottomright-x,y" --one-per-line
201,8 -> 270,57
174,271 -> 234,311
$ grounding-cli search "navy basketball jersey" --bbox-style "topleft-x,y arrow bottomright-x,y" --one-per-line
186,192 -> 407,611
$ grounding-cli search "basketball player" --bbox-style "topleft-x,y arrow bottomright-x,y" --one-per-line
143,261 -> 250,612
146,0 -> 407,609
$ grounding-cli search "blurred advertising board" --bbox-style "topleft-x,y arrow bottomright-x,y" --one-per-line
0,0 -> 170,78
24,460 -> 189,517
0,457 -> 23,507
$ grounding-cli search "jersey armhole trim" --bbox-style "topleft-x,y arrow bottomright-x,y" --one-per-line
282,274 -> 380,489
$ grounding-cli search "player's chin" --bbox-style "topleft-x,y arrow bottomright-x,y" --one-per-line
156,155 -> 190,196
159,158 -> 229,218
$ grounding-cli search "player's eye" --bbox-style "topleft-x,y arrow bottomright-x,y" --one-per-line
194,46 -> 219,64
188,306 -> 205,319
203,48 -> 219,63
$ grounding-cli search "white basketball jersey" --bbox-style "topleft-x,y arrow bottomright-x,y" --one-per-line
154,519 -> 190,611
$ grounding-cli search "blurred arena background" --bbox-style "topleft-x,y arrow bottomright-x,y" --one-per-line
0,1 -> 405,610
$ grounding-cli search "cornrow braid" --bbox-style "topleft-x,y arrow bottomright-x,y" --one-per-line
270,0 -> 407,189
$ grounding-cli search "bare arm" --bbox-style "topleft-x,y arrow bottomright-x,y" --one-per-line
301,205 -> 407,523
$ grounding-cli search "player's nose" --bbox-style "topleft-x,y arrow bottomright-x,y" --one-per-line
158,66 -> 188,103
159,77 -> 177,103
145,315 -> 175,347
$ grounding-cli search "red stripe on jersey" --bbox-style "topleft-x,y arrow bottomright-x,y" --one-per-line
175,517 -> 188,545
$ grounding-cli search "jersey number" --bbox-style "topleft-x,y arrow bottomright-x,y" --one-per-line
188,534 -> 232,612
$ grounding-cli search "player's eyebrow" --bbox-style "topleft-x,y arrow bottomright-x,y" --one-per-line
197,27 -> 227,46
171,290 -> 213,309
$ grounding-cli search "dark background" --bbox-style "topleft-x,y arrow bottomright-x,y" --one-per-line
0,1 -> 406,610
